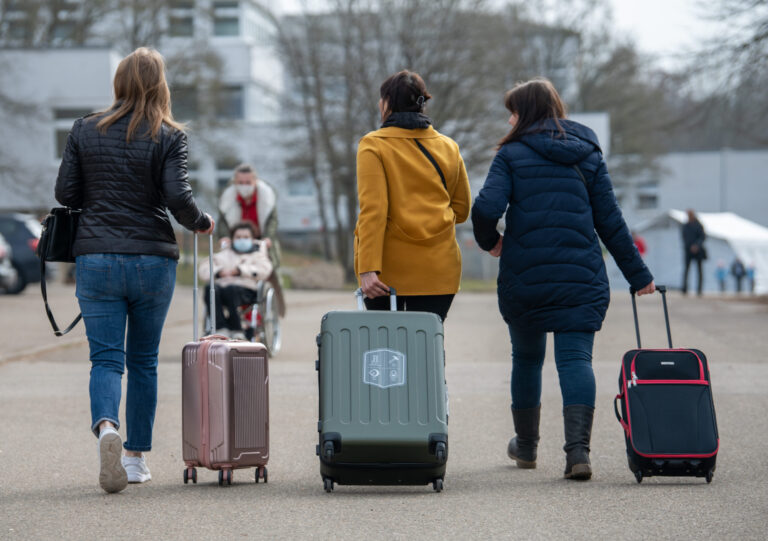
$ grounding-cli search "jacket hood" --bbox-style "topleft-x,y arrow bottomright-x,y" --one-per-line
517,118 -> 601,165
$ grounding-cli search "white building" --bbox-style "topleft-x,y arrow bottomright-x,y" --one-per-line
0,0 -> 289,225
615,149 -> 768,230
0,47 -> 119,210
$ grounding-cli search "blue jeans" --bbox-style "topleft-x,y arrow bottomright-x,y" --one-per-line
76,254 -> 177,451
508,324 -> 596,409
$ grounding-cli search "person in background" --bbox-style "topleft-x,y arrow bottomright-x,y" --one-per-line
218,163 -> 285,317
471,78 -> 654,481
715,260 -> 728,293
55,47 -> 214,493
218,163 -> 280,269
355,70 -> 471,321
682,209 -> 706,296
198,221 -> 273,339
731,257 -> 746,293
747,263 -> 756,294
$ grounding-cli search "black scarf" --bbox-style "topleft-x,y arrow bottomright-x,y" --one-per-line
381,112 -> 432,130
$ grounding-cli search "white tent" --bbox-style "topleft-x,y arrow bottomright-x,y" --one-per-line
605,210 -> 768,294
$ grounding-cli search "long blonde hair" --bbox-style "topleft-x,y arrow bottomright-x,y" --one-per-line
95,47 -> 184,142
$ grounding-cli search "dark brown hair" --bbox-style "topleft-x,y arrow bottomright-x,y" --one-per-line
379,70 -> 432,115
231,163 -> 257,183
497,78 -> 567,149
230,221 -> 260,240
95,47 -> 184,142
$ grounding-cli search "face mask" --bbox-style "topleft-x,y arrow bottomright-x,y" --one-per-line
236,184 -> 256,199
232,238 -> 254,253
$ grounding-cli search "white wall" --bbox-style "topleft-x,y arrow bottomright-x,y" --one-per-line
621,150 -> 768,230
0,48 -> 118,210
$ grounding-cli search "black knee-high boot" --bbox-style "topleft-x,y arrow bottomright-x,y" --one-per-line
507,405 -> 540,469
563,404 -> 594,480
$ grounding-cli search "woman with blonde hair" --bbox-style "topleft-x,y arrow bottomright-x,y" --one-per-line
55,47 -> 214,493
472,78 -> 654,480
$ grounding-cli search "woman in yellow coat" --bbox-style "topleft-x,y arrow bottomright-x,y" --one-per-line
355,70 -> 471,320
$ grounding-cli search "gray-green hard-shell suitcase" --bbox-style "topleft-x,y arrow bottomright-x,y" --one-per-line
316,289 -> 448,492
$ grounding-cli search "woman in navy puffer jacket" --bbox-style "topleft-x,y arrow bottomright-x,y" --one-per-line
472,78 -> 655,480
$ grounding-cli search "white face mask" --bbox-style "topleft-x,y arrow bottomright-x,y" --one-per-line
236,184 -> 256,199
232,238 -> 254,253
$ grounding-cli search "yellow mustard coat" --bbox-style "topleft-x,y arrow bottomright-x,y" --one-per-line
354,125 -> 471,295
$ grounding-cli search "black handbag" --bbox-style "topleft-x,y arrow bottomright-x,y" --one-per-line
38,207 -> 82,336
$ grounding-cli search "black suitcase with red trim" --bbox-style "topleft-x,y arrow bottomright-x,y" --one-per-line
614,286 -> 719,483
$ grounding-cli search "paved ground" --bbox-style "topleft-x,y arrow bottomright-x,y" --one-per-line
1,283 -> 767,540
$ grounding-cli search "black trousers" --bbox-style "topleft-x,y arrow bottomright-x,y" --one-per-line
682,255 -> 703,295
204,284 -> 259,331
363,294 -> 455,322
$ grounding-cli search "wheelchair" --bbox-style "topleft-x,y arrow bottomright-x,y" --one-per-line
241,279 -> 282,357
204,279 -> 282,357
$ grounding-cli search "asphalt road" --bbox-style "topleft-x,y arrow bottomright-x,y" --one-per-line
1,283 -> 766,540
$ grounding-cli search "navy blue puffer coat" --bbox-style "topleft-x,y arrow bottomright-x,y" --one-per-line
471,119 -> 652,332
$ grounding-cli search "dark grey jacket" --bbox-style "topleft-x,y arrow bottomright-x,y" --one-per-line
55,112 -> 210,260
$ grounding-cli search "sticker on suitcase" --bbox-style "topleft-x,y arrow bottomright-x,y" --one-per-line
363,348 -> 406,389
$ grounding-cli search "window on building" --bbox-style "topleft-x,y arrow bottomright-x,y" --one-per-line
217,177 -> 231,192
53,108 -> 95,159
287,170 -> 315,197
54,108 -> 93,119
637,194 -> 658,210
7,20 -> 29,41
170,0 -> 194,7
171,86 -> 198,121
52,21 -> 76,41
213,1 -> 239,36
55,129 -> 71,159
215,156 -> 241,171
169,16 -> 194,37
214,17 -> 238,36
215,85 -> 244,119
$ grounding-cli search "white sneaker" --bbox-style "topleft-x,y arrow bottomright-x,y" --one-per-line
122,455 -> 152,483
231,331 -> 246,341
215,328 -> 230,337
98,427 -> 127,493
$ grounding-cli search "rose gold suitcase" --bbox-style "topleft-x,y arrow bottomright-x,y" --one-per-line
181,234 -> 269,486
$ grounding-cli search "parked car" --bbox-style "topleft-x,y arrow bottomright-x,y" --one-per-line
0,232 -> 19,293
0,213 -> 43,294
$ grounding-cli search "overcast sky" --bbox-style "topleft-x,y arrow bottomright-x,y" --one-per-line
609,0 -> 718,62
277,0 -> 721,66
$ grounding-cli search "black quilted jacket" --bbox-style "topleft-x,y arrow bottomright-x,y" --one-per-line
55,112 -> 210,260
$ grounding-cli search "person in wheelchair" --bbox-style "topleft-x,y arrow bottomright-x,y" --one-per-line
198,221 -> 273,340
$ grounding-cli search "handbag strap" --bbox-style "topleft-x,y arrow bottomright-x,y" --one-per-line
39,253 -> 81,336
414,139 -> 448,193
572,164 -> 589,189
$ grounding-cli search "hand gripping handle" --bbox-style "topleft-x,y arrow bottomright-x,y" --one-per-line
629,285 -> 672,349
355,287 -> 398,311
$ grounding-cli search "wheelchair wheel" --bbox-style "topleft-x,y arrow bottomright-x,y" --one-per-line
262,283 -> 282,356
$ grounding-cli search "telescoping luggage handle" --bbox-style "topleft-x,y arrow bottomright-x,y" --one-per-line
193,233 -> 216,341
354,287 -> 397,311
629,285 -> 672,349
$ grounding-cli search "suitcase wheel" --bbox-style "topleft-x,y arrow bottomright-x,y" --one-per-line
218,469 -> 232,486
706,470 -> 714,483
183,467 -> 197,485
634,470 -> 643,484
323,477 -> 334,493
255,467 -> 268,484
432,478 -> 444,493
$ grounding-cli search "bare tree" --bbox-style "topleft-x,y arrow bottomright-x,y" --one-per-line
271,0 -> 588,279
